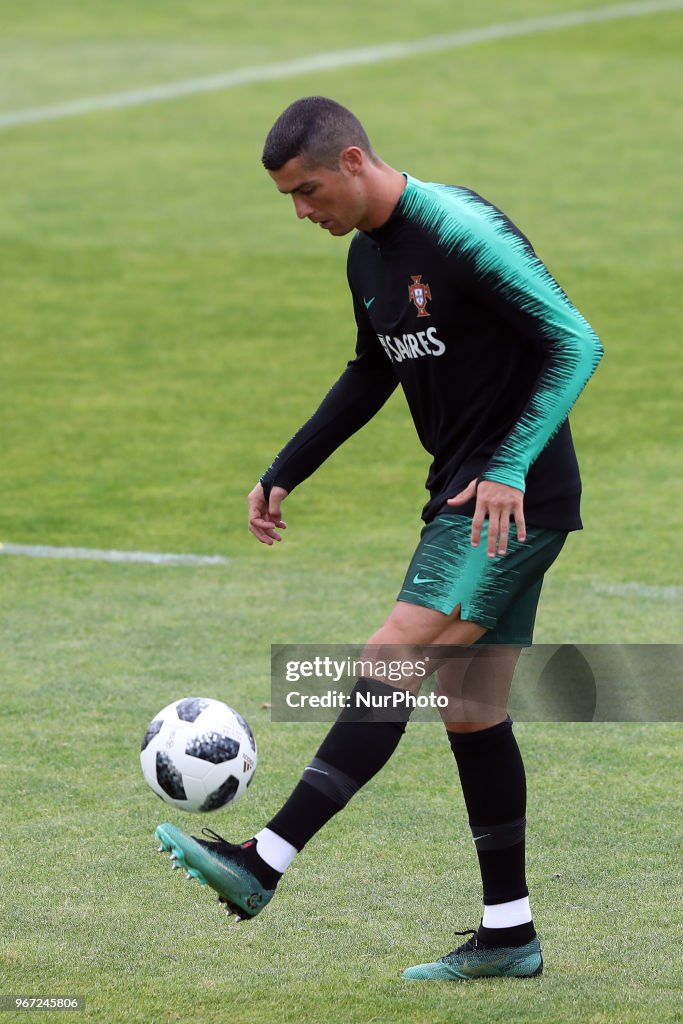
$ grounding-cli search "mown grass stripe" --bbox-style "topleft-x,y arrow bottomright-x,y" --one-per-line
2,542 -> 680,602
0,1 -> 681,130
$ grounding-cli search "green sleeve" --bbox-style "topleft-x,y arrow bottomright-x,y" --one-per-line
402,180 -> 604,491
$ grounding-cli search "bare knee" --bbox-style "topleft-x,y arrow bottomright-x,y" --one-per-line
368,601 -> 486,648
362,604 -> 440,691
435,645 -> 520,732
363,603 -> 487,692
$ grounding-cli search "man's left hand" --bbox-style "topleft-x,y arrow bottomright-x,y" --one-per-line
447,479 -> 526,557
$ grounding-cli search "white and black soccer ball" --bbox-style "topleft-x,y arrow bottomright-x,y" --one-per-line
140,697 -> 257,813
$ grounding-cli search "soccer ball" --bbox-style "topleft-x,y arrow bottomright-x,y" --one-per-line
140,697 -> 257,813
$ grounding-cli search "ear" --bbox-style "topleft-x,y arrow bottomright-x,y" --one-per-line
339,146 -> 365,175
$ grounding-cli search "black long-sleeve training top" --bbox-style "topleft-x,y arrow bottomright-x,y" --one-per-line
260,174 -> 603,530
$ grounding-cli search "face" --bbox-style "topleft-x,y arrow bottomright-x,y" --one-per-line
268,150 -> 369,236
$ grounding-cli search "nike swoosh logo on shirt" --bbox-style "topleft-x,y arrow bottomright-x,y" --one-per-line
363,296 -> 375,310
412,573 -> 439,585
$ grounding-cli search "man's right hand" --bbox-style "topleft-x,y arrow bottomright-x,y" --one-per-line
247,483 -> 288,545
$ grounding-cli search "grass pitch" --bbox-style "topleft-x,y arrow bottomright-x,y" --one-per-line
1,2 -> 681,1022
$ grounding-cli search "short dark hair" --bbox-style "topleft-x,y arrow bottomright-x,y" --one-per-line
262,96 -> 376,171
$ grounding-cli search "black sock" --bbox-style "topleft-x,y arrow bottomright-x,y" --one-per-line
266,677 -> 413,851
448,719 -> 533,943
236,838 -> 283,890
477,920 -> 536,948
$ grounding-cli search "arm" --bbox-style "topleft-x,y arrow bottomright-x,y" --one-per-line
252,299 -> 397,543
448,199 -> 603,554
476,252 -> 603,495
259,344 -> 397,500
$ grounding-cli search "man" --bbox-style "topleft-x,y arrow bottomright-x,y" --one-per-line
155,96 -> 603,981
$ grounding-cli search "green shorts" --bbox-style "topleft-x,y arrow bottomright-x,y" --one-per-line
397,512 -> 567,645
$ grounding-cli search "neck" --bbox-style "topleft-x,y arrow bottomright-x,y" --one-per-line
358,162 -> 406,232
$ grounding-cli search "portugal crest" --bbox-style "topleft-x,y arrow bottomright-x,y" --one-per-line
408,275 -> 431,317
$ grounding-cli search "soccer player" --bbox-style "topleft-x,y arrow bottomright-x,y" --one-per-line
155,97 -> 603,981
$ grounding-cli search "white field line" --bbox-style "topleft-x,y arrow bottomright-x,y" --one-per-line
590,582 -> 682,601
0,541 -> 680,599
1,1 -> 682,130
0,542 -> 228,567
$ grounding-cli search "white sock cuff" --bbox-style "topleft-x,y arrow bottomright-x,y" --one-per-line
482,896 -> 532,929
253,827 -> 298,873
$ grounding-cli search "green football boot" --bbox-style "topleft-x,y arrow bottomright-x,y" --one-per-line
155,822 -> 279,921
402,929 -> 543,981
